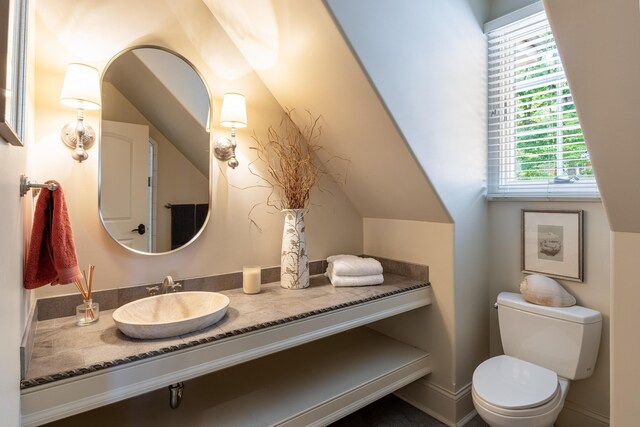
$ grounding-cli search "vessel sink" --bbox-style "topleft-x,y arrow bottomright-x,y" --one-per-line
113,291 -> 230,339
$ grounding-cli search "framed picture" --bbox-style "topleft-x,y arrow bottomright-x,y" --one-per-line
0,0 -> 28,146
522,209 -> 583,282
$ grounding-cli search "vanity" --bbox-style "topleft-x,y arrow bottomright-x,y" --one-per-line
21,270 -> 432,427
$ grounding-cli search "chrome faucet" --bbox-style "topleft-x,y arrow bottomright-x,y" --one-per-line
146,275 -> 182,296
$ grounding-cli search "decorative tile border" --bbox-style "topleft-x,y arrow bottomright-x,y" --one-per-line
21,282 -> 429,390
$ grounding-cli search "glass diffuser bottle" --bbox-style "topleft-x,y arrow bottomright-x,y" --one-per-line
76,299 -> 99,326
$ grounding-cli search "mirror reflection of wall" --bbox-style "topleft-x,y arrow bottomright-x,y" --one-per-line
100,47 -> 211,254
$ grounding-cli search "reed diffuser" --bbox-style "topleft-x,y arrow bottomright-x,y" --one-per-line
74,264 -> 99,325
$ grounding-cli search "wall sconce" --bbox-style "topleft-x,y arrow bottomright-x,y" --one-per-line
213,93 -> 247,169
60,63 -> 101,162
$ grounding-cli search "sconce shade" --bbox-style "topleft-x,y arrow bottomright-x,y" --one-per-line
219,93 -> 247,128
60,63 -> 102,110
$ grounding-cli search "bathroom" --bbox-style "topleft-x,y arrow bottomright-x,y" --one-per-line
1,0 -> 637,425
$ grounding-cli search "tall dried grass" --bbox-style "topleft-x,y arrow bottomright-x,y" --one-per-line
250,109 -> 348,211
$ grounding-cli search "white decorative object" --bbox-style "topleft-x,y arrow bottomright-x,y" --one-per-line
520,274 -> 576,307
243,265 -> 261,294
281,209 -> 309,289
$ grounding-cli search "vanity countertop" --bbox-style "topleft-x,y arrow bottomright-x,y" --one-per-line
23,273 -> 428,386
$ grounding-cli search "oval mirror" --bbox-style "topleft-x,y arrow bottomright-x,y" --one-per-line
99,47 -> 211,254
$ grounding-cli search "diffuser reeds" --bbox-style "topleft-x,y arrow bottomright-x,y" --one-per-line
74,264 -> 96,321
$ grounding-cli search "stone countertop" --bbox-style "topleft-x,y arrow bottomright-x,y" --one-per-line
23,273 -> 427,387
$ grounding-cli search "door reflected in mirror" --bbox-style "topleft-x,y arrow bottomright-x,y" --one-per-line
100,47 -> 211,254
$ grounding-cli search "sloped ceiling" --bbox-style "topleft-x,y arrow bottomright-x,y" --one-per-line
202,0 -> 451,223
544,0 -> 640,232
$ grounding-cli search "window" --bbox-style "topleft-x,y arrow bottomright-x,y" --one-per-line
486,7 -> 599,199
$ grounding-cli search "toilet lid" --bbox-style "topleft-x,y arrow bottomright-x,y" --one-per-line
473,355 -> 559,410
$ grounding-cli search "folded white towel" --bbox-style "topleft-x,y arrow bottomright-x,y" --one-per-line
326,255 -> 383,276
326,269 -> 384,287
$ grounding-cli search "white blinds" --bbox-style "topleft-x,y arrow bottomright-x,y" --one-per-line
487,10 -> 599,199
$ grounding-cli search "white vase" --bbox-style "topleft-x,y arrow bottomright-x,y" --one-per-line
281,209 -> 309,289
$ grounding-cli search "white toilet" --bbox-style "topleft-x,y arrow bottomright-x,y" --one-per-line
472,292 -> 602,427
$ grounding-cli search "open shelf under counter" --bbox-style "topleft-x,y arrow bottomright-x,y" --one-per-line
44,328 -> 432,427
21,273 -> 431,427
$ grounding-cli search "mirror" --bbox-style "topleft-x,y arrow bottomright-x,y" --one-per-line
99,47 -> 211,254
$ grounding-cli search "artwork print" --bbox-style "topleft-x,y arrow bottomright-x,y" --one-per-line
522,210 -> 583,282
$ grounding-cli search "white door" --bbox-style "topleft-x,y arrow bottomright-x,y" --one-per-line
101,120 -> 150,251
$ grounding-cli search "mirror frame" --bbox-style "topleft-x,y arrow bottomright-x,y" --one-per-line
98,45 -> 213,256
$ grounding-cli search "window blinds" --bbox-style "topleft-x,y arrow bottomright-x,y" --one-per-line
487,10 -> 599,199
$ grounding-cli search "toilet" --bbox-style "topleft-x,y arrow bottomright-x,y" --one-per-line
472,292 -> 602,427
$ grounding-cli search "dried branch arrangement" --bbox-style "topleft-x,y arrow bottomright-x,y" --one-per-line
250,109 -> 348,211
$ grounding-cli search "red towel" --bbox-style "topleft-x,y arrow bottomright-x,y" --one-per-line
24,181 -> 83,289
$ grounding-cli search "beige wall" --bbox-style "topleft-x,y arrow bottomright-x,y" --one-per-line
611,232 -> 640,426
31,0 -> 363,298
489,201 -> 610,425
237,0 -> 450,223
0,117 -> 29,427
0,1 -> 36,423
363,219 -> 455,386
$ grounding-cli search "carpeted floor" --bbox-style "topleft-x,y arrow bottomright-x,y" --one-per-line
329,394 -> 489,427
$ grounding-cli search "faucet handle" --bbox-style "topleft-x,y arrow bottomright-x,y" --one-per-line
168,282 -> 182,293
146,285 -> 160,296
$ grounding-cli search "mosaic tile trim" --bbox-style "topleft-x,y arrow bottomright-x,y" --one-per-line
21,282 -> 429,390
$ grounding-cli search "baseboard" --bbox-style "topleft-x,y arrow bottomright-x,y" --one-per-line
558,400 -> 610,427
394,378 -> 475,427
457,409 -> 479,426
395,378 -> 610,427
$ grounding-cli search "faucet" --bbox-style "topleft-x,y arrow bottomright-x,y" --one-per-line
146,275 -> 182,296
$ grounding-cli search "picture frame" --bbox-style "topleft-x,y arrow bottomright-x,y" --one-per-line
522,209 -> 583,282
0,0 -> 28,146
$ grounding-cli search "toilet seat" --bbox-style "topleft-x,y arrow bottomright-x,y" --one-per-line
473,355 -> 559,411
472,384 -> 563,418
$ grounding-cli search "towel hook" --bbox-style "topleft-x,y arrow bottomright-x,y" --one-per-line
20,174 -> 58,197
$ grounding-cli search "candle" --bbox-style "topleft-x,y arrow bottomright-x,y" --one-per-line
243,266 -> 261,294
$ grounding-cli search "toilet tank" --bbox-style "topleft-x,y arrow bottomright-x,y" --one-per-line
497,292 -> 602,380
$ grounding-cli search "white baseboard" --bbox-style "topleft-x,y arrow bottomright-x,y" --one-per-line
558,400 -> 610,427
396,378 -> 610,427
394,378 -> 475,427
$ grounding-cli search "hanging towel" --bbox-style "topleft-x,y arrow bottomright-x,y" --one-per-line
24,181 -> 83,289
326,265 -> 384,287
326,254 -> 383,276
170,204 -> 195,249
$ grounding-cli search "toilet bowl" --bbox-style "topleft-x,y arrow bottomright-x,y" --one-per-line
472,355 -> 569,427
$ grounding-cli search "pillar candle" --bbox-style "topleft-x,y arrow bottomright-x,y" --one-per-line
243,266 -> 261,294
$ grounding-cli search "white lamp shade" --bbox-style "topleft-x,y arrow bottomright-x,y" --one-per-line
60,63 -> 102,110
219,93 -> 247,128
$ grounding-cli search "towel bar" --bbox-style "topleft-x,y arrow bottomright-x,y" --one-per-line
20,174 -> 58,197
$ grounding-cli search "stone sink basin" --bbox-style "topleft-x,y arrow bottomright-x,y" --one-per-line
113,292 -> 230,339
